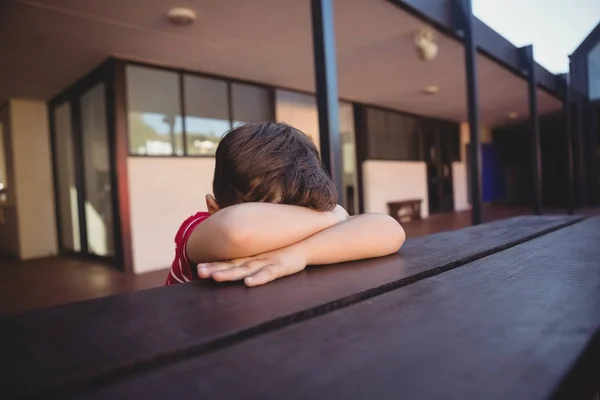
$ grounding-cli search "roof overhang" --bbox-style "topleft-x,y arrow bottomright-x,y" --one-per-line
0,0 -> 562,126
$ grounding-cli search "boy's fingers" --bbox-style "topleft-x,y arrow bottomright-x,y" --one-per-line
244,265 -> 280,287
211,260 -> 267,282
197,262 -> 233,278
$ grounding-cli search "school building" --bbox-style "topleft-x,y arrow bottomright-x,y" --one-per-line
0,0 -> 598,275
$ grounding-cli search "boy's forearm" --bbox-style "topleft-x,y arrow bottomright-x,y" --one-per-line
189,203 -> 343,263
223,203 -> 342,255
290,214 -> 405,265
197,213 -> 405,286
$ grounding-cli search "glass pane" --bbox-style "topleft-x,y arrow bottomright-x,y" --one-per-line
340,101 -> 358,214
366,107 -> 386,158
589,42 -> 600,101
184,75 -> 230,156
80,83 -> 114,257
126,65 -> 183,155
0,121 -> 6,196
53,103 -> 81,251
386,112 -> 403,160
275,90 -> 320,151
232,83 -> 271,126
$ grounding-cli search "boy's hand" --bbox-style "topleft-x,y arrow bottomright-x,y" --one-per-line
197,246 -> 308,287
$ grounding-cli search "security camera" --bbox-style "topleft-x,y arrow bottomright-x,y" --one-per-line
414,28 -> 438,61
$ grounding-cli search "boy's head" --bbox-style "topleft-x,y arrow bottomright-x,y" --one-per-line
207,122 -> 337,213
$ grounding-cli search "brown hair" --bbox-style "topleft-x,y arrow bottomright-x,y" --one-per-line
213,122 -> 337,211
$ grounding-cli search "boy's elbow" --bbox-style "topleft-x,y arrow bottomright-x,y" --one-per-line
381,215 -> 406,254
213,210 -> 252,254
221,219 -> 250,251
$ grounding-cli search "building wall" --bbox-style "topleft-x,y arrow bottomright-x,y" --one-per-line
362,160 -> 429,219
452,162 -> 470,211
125,86 -> 475,272
128,157 -> 214,273
7,99 -> 57,259
455,122 -> 493,207
459,122 -> 492,161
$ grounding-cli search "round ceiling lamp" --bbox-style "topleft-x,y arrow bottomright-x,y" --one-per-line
423,85 -> 440,95
167,7 -> 197,26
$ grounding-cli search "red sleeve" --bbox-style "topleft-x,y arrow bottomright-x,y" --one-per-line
165,212 -> 210,286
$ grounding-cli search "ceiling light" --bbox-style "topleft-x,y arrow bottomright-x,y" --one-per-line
414,28 -> 438,61
508,112 -> 519,119
423,85 -> 439,95
167,7 -> 197,26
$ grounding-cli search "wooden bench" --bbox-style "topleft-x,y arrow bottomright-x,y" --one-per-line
1,215 -> 598,399
387,199 -> 422,223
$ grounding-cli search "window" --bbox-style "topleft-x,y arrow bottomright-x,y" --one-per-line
275,90 -> 320,151
365,108 -> 386,159
232,83 -> 271,127
340,102 -> 358,214
53,102 -> 81,251
126,65 -> 184,156
183,75 -> 230,156
588,42 -> 600,101
0,119 -> 6,196
365,107 -> 458,162
81,83 -> 114,256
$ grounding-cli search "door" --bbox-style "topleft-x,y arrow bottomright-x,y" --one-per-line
423,123 -> 455,214
80,83 -> 115,257
423,127 -> 441,213
51,81 -> 117,264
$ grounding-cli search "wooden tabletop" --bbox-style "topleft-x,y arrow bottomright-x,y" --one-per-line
1,215 -> 598,399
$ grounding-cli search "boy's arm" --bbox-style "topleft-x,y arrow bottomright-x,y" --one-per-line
198,214 -> 405,286
186,203 -> 348,263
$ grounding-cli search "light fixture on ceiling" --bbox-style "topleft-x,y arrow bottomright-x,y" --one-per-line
508,112 -> 519,119
414,28 -> 438,61
423,85 -> 439,95
167,7 -> 197,26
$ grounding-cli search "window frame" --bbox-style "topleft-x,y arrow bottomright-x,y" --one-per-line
123,60 -> 276,158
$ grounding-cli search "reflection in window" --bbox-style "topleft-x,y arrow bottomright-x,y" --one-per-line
275,90 -> 320,151
588,42 -> 600,101
366,107 -> 421,161
184,75 -> 230,155
0,121 -> 6,195
232,83 -> 271,127
53,103 -> 81,251
126,66 -> 183,155
340,102 -> 358,215
81,83 -> 114,257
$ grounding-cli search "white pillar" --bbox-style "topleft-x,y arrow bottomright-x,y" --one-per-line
8,99 -> 58,259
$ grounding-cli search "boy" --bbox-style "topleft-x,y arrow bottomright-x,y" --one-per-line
166,122 -> 405,287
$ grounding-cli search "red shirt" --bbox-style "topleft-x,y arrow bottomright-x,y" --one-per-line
165,212 -> 211,285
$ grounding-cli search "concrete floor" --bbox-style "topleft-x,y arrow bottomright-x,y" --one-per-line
1,206 -> 596,316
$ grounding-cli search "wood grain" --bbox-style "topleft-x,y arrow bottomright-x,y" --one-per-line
80,217 -> 600,399
0,216 -> 582,398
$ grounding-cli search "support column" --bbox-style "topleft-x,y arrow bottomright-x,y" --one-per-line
455,0 -> 482,225
520,45 -> 543,215
311,0 -> 343,205
563,70 -> 575,215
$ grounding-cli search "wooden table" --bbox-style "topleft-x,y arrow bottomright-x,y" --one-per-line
1,216 -> 599,399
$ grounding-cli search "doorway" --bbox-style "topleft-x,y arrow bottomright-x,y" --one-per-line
422,122 -> 456,214
50,78 -> 118,267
